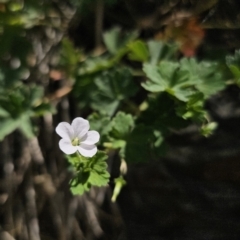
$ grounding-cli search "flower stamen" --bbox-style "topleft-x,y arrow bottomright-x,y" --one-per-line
72,137 -> 80,146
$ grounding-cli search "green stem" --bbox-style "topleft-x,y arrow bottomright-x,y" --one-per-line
76,151 -> 83,162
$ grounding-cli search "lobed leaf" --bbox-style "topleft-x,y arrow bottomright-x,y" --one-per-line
128,40 -> 149,62
68,151 -> 110,195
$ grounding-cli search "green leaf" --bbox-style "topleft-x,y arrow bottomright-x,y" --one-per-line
128,40 -> 149,62
142,63 -> 171,92
8,2 -> 24,11
18,114 -> 34,138
226,50 -> 240,85
103,27 -> 138,55
88,113 -> 112,137
147,40 -> 163,65
61,38 -> 79,65
78,56 -> 112,75
0,118 -> 19,141
70,183 -> 88,195
103,27 -> 121,54
142,61 -> 193,101
0,83 -> 54,139
68,151 -> 110,195
110,139 -> 126,149
110,112 -> 134,139
180,58 -> 225,98
142,59 -> 226,101
29,86 -> 44,107
88,171 -> 107,186
88,151 -> 110,186
70,174 -> 91,195
60,38 -> 80,76
66,154 -> 81,166
90,68 -> 138,116
228,65 -> 240,79
0,108 -> 10,118
176,93 -> 206,122
226,50 -> 240,66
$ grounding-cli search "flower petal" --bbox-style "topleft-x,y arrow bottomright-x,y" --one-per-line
59,139 -> 77,155
78,143 -> 97,157
71,117 -> 89,139
56,122 -> 74,140
81,130 -> 100,145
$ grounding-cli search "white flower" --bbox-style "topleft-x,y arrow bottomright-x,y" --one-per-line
56,117 -> 100,157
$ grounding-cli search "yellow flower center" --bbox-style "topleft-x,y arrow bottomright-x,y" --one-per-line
72,137 -> 80,146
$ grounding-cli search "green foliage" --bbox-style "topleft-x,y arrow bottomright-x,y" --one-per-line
123,94 -> 184,163
110,112 -> 134,139
59,38 -> 81,76
105,112 -> 134,157
91,68 -> 137,115
128,39 -> 178,64
0,0 -> 48,28
226,50 -> 240,85
140,58 -> 226,138
0,27 -> 32,88
0,84 -> 53,140
0,0 -> 57,141
88,112 -> 135,159
180,58 -> 225,98
88,113 -> 112,139
1,0 -> 239,199
103,27 -> 122,55
142,61 -> 192,101
103,27 -> 138,55
176,93 -> 206,122
75,67 -> 139,116
68,151 -> 110,195
147,40 -> 164,65
142,58 -> 225,101
128,40 -> 149,62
